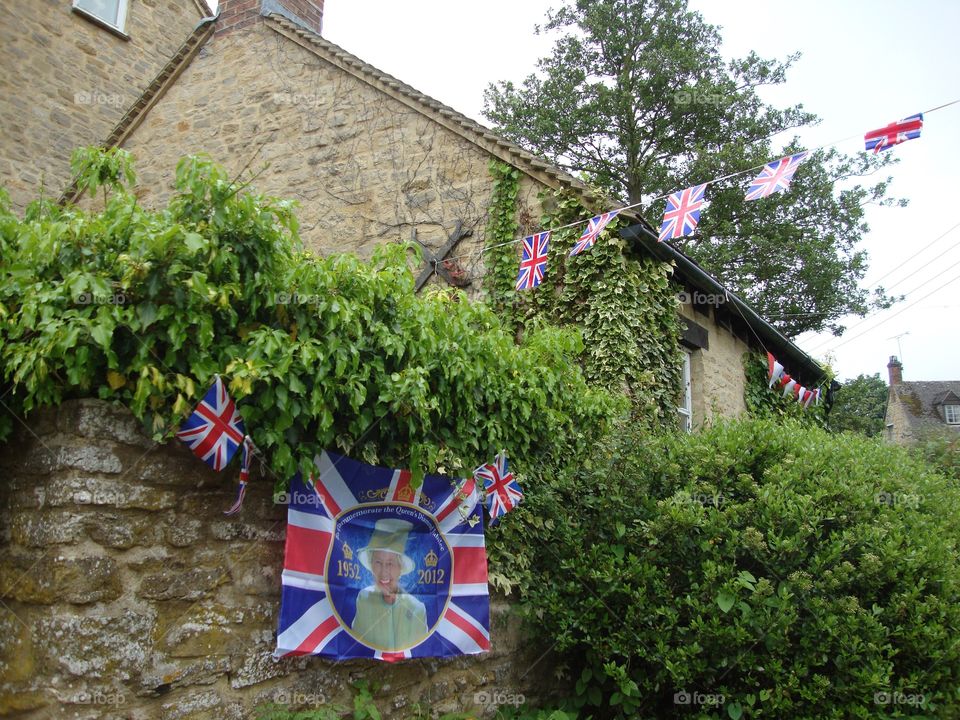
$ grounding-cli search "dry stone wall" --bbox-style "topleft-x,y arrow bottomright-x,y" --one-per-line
0,400 -> 558,719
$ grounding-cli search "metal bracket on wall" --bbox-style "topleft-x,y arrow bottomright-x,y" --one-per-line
413,221 -> 473,292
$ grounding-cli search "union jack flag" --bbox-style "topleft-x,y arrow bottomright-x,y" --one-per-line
176,375 -> 245,471
865,113 -> 923,153
569,211 -> 620,257
744,152 -> 808,201
515,232 -> 550,290
275,450 -> 490,662
658,184 -> 707,242
474,452 -> 523,526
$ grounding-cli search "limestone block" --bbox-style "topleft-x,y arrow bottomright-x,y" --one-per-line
0,552 -> 121,604
0,605 -> 35,683
43,475 -> 178,511
138,566 -> 230,602
160,689 -> 222,720
139,657 -> 231,694
86,510 -> 162,549
9,509 -> 85,547
36,610 -> 155,681
57,399 -> 156,450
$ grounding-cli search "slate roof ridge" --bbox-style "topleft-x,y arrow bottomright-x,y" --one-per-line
263,13 -> 615,211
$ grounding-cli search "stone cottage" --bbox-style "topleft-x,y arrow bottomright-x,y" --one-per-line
884,356 -> 960,444
0,0 -> 823,427
0,1 -> 832,716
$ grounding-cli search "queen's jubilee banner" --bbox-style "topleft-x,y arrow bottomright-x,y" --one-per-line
274,450 -> 490,662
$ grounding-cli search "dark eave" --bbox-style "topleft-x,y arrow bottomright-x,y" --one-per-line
620,221 -> 825,385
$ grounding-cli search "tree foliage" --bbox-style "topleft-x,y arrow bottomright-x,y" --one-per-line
829,373 -> 889,437
0,148 -> 621,485
483,0 -> 900,337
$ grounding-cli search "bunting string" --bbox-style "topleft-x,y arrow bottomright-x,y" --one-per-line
446,97 -> 960,266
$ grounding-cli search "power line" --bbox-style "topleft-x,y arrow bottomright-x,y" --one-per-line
866,220 -> 960,291
816,269 -> 960,353
445,97 -> 960,265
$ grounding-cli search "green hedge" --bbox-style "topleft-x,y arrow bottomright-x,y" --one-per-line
0,148 -> 621,485
494,418 -> 960,719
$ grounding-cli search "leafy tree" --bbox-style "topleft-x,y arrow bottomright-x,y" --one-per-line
829,373 -> 889,436
483,0 -> 899,337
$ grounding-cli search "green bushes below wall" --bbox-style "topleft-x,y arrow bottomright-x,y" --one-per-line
491,417 -> 960,719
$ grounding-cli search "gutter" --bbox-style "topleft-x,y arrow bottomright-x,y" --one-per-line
620,221 -> 826,385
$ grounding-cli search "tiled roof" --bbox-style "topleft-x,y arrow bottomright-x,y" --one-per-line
891,380 -> 960,432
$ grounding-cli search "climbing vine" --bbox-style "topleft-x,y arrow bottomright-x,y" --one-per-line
743,351 -> 828,427
482,163 -> 683,424
482,160 -> 522,328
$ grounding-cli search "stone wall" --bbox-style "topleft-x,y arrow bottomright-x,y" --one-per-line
116,18 -> 548,279
679,304 -> 750,428
0,0 -> 206,213
0,400 -> 557,719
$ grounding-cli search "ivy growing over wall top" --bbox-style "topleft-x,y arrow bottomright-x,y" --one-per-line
0,148 -> 622,486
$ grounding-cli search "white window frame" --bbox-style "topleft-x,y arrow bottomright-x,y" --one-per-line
72,0 -> 129,35
677,350 -> 693,432
945,404 -> 960,425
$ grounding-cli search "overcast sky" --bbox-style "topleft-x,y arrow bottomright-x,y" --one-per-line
321,0 -> 960,384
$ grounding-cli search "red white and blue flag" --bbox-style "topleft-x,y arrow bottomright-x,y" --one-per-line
176,375 -> 245,471
275,450 -> 490,662
474,452 -> 523,526
515,232 -> 550,290
658,184 -> 707,242
223,435 -> 255,516
864,113 -> 923,153
569,211 -> 620,257
744,152 -> 808,201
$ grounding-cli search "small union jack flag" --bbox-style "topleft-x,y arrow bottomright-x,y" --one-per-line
176,375 -> 245,471
658,184 -> 707,242
569,211 -> 620,257
865,113 -> 922,153
474,452 -> 523,526
744,152 -> 808,201
515,232 -> 550,290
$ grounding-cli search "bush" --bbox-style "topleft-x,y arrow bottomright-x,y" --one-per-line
0,148 -> 620,485
495,418 -> 960,718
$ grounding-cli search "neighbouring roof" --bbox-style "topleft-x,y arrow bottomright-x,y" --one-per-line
890,381 -> 960,434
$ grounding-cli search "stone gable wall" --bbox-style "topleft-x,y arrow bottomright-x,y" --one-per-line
0,400 -> 556,718
117,20 -> 547,280
0,0 -> 205,212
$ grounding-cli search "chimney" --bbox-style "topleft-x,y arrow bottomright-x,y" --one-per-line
887,355 -> 903,386
216,0 -> 324,36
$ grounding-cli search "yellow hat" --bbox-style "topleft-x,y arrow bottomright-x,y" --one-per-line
358,518 -> 415,575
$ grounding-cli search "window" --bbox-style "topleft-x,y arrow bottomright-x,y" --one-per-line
72,0 -> 129,33
945,405 -> 960,425
677,351 -> 693,432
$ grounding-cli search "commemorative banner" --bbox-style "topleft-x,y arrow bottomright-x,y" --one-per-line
274,450 -> 491,662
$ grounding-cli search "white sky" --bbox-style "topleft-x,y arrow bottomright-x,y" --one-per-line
321,0 -> 960,384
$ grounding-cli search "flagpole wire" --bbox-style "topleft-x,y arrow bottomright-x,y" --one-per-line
445,97 -> 960,265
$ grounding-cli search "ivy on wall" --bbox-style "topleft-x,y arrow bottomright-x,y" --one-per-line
483,161 -> 683,425
743,351 -> 828,427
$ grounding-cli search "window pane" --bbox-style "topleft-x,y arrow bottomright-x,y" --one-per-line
75,0 -> 121,27
946,405 -> 960,424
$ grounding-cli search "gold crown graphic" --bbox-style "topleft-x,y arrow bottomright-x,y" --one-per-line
342,542 -> 353,561
396,485 -> 415,502
424,550 -> 438,568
